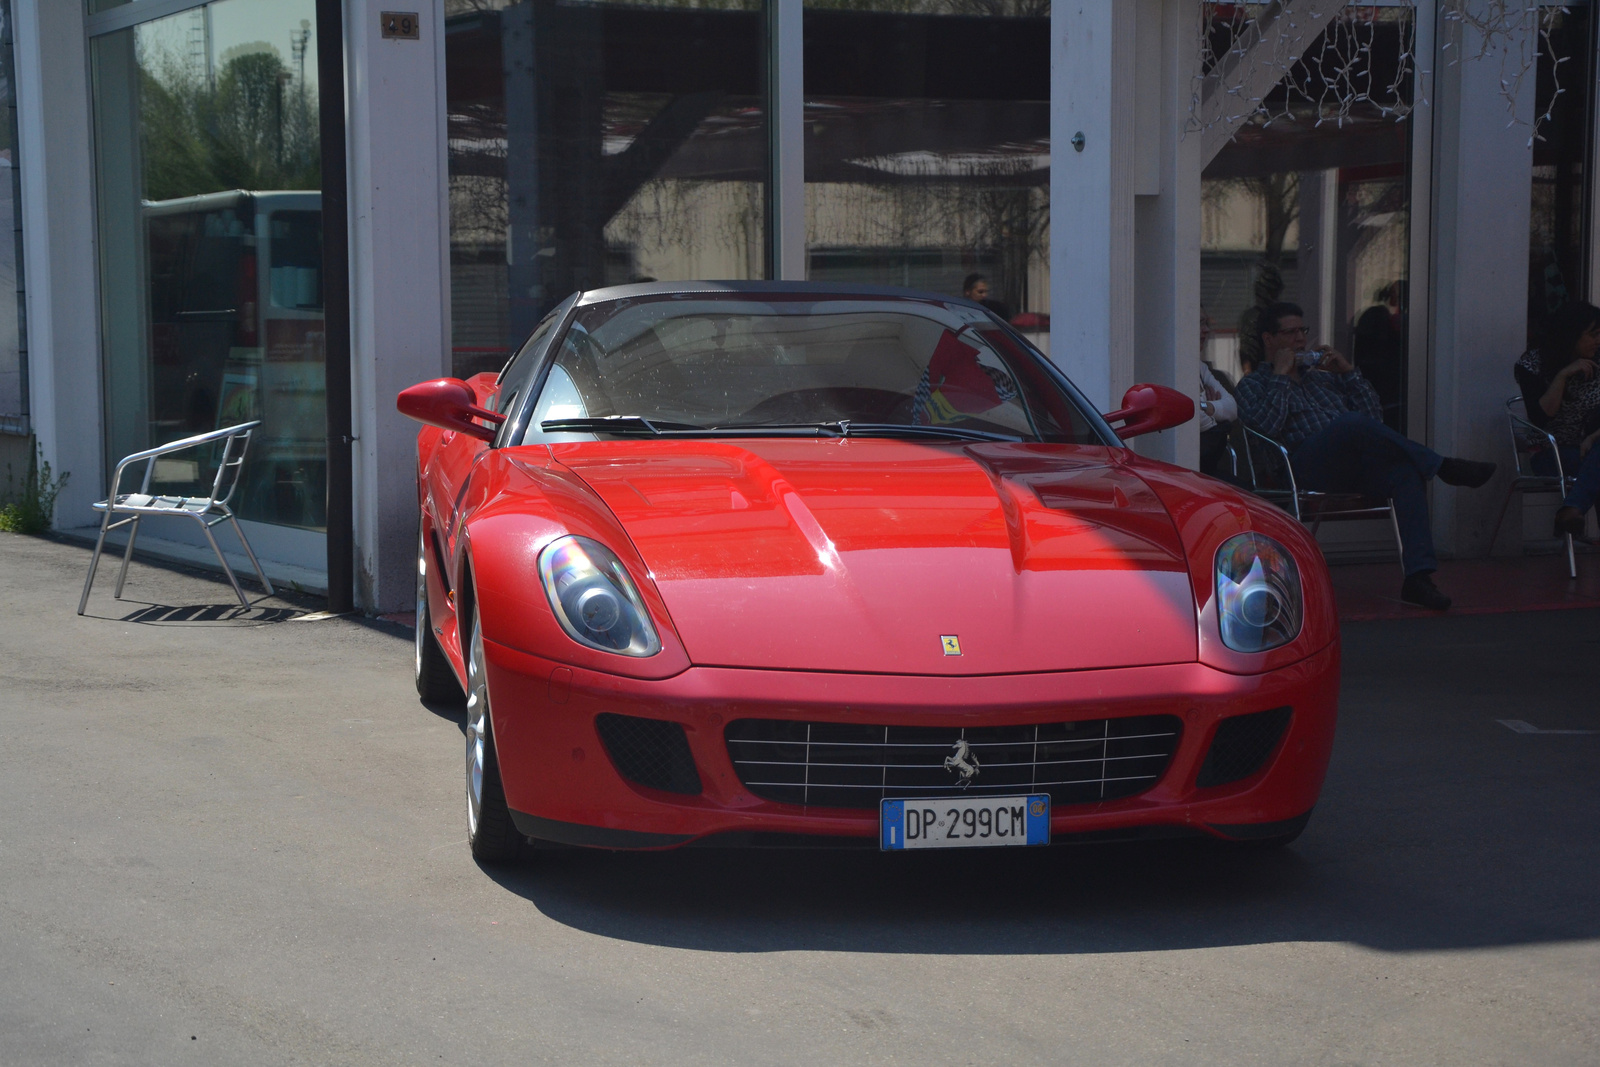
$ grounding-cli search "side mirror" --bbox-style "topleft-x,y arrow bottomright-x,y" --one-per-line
397,378 -> 506,443
1104,383 -> 1195,439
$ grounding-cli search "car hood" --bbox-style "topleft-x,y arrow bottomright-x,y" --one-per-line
549,439 -> 1197,674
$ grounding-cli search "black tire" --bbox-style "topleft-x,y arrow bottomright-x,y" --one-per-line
415,526 -> 463,705
464,595 -> 524,863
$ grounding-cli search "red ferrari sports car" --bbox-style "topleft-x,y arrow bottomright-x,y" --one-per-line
399,282 -> 1338,861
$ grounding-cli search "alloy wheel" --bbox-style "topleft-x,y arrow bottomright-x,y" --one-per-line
414,533 -> 428,680
465,612 -> 489,835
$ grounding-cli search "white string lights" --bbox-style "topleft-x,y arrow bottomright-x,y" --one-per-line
1188,2 -> 1572,146
1442,1 -> 1570,137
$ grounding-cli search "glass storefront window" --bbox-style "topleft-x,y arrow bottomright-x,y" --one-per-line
90,0 -> 325,530
445,0 -> 768,380
1528,6 -> 1593,343
802,0 -> 1050,339
1201,8 -> 1414,433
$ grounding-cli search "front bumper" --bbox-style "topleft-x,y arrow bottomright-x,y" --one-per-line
484,639 -> 1340,849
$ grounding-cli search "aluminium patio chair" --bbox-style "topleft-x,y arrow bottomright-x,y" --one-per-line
77,421 -> 274,614
1489,394 -> 1577,579
1239,423 -> 1405,569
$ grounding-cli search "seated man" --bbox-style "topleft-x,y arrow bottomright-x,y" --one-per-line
1235,302 -> 1496,611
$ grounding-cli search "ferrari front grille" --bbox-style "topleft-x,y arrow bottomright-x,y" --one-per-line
724,716 -> 1183,811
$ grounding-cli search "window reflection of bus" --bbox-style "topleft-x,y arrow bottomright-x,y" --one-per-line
144,190 -> 326,530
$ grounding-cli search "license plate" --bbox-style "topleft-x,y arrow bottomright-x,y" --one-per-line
880,795 -> 1050,850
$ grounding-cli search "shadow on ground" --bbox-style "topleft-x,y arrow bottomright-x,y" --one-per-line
116,603 -> 306,624
476,610 -> 1600,958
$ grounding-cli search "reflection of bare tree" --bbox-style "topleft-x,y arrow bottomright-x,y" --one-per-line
1202,173 -> 1299,265
808,180 -> 1046,310
450,175 -> 508,250
807,0 -> 1047,13
1202,173 -> 1298,370
606,179 -> 762,278
447,0 -> 1047,16
448,102 -> 508,253
445,0 -> 760,11
1254,172 -> 1298,264
920,173 -> 1047,310
809,139 -> 1048,309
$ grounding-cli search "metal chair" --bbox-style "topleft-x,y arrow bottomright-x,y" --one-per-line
1489,394 -> 1577,579
78,421 -> 274,614
1240,424 -> 1406,568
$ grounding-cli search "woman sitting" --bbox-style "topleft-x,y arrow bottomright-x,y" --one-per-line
1515,301 -> 1600,539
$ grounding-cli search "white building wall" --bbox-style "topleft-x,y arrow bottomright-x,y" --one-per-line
13,0 -> 103,530
1130,0 -> 1201,469
1429,15 -> 1536,560
1049,0 -> 1198,464
1049,1 -> 1136,415
345,0 -> 452,612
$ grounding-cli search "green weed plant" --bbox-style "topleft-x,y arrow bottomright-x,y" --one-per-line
0,443 -> 68,534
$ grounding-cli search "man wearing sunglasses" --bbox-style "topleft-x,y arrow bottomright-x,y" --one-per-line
1236,301 -> 1496,611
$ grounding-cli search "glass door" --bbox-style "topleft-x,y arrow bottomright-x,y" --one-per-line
91,0 -> 327,534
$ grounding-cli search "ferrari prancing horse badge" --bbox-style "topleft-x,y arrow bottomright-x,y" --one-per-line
941,635 -> 961,656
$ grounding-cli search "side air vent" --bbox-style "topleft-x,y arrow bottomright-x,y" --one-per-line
1195,707 -> 1293,788
594,713 -> 703,795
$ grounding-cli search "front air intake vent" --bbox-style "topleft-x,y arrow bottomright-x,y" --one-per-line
594,714 -> 702,795
1195,707 -> 1292,788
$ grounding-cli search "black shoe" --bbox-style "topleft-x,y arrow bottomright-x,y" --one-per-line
1437,457 -> 1496,488
1400,572 -> 1451,611
1555,507 -> 1586,540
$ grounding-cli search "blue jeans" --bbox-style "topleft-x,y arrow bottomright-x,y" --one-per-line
1290,413 -> 1442,576
1531,445 -> 1600,513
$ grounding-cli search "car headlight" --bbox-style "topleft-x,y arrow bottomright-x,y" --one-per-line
538,535 -> 661,656
1214,533 -> 1302,653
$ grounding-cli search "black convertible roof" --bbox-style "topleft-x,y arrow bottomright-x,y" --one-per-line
571,279 -> 986,309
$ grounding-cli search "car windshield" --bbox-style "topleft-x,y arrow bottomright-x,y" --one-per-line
517,296 -> 1101,445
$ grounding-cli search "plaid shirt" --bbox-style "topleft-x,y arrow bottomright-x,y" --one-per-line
1234,365 -> 1384,451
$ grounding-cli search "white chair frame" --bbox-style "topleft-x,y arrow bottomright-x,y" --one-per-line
1239,424 -> 1406,569
78,421 -> 274,614
1490,394 -> 1577,579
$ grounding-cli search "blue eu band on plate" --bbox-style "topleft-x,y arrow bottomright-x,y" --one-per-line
881,795 -> 1050,850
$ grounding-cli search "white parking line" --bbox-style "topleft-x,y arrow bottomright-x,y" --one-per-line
1497,719 -> 1600,736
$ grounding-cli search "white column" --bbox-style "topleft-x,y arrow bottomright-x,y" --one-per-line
1130,0 -> 1201,468
12,0 -> 103,529
1049,2 -> 1136,415
770,0 -> 805,280
1295,168 -> 1339,348
1429,15 -> 1534,559
345,0 -> 452,612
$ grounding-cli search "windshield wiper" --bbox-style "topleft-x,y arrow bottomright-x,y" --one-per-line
541,417 -> 1022,442
810,421 -> 1022,443
541,416 -> 828,437
540,416 -> 705,435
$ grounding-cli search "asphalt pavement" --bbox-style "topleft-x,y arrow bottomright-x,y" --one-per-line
2,533 -> 1596,1066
